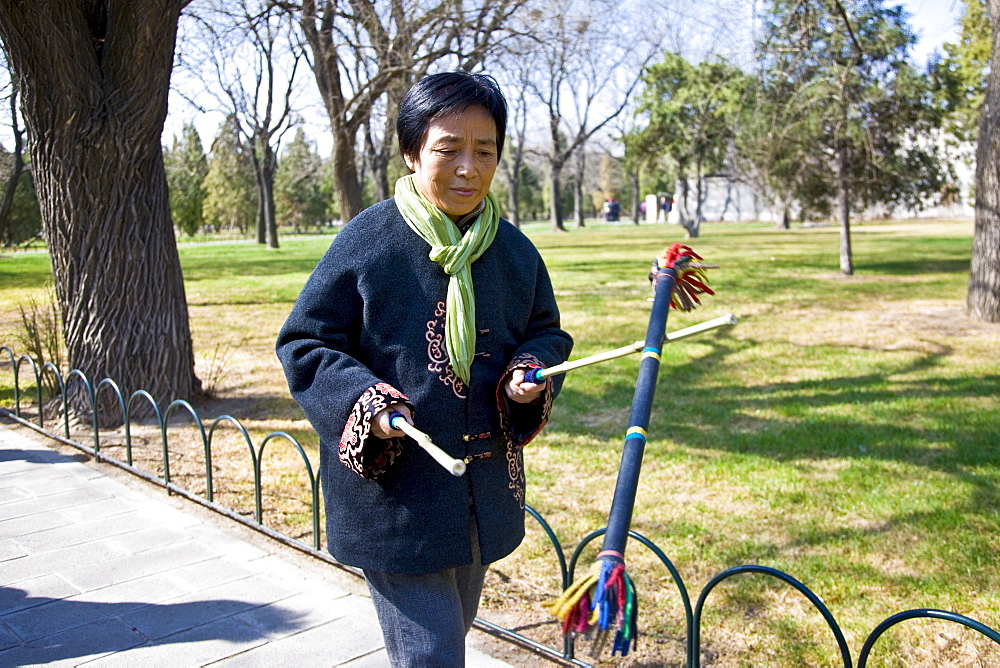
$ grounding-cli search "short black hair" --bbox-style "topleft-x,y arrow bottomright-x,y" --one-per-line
397,71 -> 508,163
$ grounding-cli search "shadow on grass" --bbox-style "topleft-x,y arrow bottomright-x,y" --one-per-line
556,334 -> 993,450
862,258 -> 971,275
550,333 -> 999,525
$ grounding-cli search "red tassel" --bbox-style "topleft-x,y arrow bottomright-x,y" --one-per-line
650,243 -> 717,312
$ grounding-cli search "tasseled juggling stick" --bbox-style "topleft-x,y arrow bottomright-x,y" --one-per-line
544,243 -> 716,658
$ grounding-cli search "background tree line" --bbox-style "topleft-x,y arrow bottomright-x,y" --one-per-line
0,0 -> 995,416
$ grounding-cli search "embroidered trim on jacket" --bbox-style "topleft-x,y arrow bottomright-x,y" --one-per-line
495,352 -> 555,508
425,300 -> 467,398
339,383 -> 410,479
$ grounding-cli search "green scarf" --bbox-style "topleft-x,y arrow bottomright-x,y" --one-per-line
394,174 -> 499,384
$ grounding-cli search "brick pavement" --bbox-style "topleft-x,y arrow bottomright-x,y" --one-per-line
0,421 -> 514,667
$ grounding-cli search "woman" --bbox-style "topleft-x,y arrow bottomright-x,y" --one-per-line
276,71 -> 573,666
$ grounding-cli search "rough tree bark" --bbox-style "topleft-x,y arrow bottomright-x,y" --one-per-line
0,1 -> 200,418
967,0 -> 1000,322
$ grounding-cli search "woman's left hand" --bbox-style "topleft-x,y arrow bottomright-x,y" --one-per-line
505,368 -> 544,404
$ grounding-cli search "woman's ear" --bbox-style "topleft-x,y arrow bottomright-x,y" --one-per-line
403,154 -> 415,172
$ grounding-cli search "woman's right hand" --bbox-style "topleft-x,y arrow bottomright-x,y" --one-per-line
370,403 -> 413,439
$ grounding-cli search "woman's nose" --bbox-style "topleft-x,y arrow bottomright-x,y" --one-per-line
455,150 -> 473,175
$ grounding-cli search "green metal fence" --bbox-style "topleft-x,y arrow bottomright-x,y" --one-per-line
2,347 -> 998,667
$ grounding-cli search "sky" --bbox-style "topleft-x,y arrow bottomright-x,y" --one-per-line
164,0 -> 969,155
131,0 -> 970,156
899,0 -> 965,65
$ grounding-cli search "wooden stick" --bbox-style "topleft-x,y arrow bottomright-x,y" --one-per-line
526,313 -> 737,382
389,413 -> 466,477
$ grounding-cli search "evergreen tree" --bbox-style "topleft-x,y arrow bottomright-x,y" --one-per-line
274,128 -> 327,232
202,115 -> 256,235
516,161 -> 545,223
634,52 -> 746,237
930,0 -> 991,143
753,0 -> 952,273
164,123 -> 208,237
0,146 -> 41,247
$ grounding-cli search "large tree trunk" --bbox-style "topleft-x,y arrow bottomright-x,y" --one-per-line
778,207 -> 790,231
691,153 -> 704,238
330,117 -> 364,223
676,165 -> 699,238
676,173 -> 691,225
968,0 -> 1000,322
300,1 -> 365,224
687,155 -> 704,239
0,1 -> 200,420
366,120 -> 390,203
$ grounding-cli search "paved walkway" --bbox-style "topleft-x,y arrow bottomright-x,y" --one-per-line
0,421 -> 515,667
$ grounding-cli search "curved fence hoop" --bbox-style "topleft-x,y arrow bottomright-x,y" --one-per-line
692,565 -> 853,668
38,362 -> 65,433
858,608 -> 1000,668
93,377 -> 127,458
208,415 -> 260,507
525,504 -> 569,589
257,431 -> 321,548
0,347 -> 15,415
13,353 -> 40,424
162,399 -> 209,491
124,390 -> 164,468
63,369 -> 96,448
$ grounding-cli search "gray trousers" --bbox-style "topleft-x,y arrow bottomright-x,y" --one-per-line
364,518 -> 489,667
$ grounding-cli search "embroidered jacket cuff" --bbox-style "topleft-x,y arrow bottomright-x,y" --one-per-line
339,382 -> 413,479
496,353 -> 554,449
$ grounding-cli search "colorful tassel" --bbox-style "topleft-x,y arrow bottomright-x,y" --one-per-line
544,558 -> 640,657
648,243 -> 717,311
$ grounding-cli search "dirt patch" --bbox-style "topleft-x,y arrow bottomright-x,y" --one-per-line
785,301 -> 1000,351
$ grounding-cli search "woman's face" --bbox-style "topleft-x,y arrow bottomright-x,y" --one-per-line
404,105 -> 498,221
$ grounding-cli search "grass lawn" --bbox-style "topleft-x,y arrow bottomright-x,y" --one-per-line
2,218 -> 998,666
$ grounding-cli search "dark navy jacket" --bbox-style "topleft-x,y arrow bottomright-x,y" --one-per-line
276,199 -> 573,574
